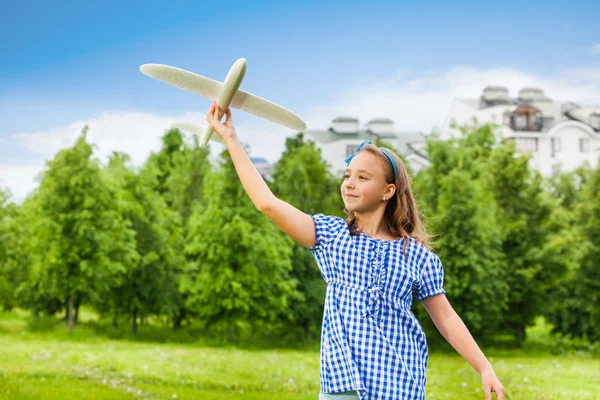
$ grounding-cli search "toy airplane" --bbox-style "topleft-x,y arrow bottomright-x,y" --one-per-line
139,58 -> 307,147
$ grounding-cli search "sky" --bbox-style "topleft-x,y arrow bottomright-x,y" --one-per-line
1,0 -> 600,201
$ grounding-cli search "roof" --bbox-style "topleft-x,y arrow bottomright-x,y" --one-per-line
368,118 -> 394,124
305,129 -> 408,144
457,96 -> 597,130
250,157 -> 269,164
332,117 -> 358,123
567,107 -> 600,131
305,130 -> 373,143
483,85 -> 509,91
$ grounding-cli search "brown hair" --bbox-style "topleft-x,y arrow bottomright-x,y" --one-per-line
344,144 -> 430,256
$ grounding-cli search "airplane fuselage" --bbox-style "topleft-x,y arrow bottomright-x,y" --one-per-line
201,58 -> 247,146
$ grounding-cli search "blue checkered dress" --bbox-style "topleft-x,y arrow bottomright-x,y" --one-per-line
306,214 -> 446,400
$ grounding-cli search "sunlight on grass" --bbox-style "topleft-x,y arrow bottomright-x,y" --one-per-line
0,311 -> 598,399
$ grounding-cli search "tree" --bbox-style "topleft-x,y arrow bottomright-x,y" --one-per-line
486,139 -> 557,344
146,129 -> 212,330
547,158 -> 600,341
101,152 -> 181,334
29,127 -> 137,331
431,168 -> 507,337
164,134 -> 211,330
183,146 -> 297,343
546,163 -> 591,211
146,128 -> 187,202
0,188 -> 21,310
271,133 -> 342,338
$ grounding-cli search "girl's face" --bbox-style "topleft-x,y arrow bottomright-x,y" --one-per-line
341,151 -> 390,213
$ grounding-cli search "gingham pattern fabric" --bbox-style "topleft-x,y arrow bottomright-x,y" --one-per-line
306,213 -> 446,400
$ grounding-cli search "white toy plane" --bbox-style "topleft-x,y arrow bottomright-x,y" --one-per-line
139,58 -> 307,147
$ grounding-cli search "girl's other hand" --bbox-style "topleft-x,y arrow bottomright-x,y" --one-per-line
206,101 -> 237,142
481,368 -> 505,400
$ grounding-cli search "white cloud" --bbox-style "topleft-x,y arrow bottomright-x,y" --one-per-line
11,111 -> 181,165
0,162 -> 44,201
3,64 -> 600,202
591,44 -> 600,55
1,110 -> 295,201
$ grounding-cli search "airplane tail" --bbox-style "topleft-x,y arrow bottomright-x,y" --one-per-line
171,122 -> 224,146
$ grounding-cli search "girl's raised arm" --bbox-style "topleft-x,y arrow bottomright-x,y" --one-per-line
206,102 -> 317,248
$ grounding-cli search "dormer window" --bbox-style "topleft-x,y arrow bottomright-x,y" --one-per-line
514,114 -> 528,130
510,105 -> 543,131
591,113 -> 600,130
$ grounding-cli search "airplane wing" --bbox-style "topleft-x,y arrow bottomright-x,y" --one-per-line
140,64 -> 307,132
171,122 -> 225,145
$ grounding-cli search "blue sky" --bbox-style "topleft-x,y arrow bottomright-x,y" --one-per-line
1,0 -> 599,199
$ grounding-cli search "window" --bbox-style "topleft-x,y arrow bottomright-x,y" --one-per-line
591,113 -> 600,130
580,138 -> 591,153
514,114 -> 528,130
551,138 -> 561,157
515,137 -> 538,152
511,105 -> 542,131
346,145 -> 356,158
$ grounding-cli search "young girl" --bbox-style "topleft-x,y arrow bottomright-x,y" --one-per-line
205,101 -> 505,400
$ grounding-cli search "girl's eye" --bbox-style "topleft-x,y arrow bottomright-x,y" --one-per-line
359,176 -> 367,179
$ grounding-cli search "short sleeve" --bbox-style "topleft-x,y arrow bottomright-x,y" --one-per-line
414,251 -> 446,301
306,213 -> 345,252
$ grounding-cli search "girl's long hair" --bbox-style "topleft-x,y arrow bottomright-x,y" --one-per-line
344,144 -> 430,256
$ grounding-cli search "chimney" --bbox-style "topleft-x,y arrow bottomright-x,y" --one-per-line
481,86 -> 509,104
366,118 -> 394,135
332,117 -> 359,133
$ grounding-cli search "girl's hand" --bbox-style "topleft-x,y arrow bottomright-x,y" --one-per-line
481,368 -> 505,400
205,101 -> 237,142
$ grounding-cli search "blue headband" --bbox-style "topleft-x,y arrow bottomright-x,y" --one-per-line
344,140 -> 397,177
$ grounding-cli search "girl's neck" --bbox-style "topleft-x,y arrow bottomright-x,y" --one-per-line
354,211 -> 393,239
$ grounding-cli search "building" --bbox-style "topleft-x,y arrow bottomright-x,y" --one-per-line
305,117 -> 429,176
250,157 -> 274,181
442,86 -> 600,175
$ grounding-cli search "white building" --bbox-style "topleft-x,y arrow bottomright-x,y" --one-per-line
442,86 -> 600,175
250,157 -> 273,181
305,117 -> 429,176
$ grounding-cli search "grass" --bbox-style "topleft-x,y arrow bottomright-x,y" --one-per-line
0,311 -> 598,399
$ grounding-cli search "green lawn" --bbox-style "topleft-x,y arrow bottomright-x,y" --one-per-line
0,312 -> 598,400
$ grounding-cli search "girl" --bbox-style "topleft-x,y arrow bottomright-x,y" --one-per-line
205,101 -> 505,400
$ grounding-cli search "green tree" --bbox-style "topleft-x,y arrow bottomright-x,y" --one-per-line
183,146 -> 297,344
164,133 -> 211,330
29,127 -> 137,331
146,128 -> 187,201
0,188 -> 20,310
486,139 -> 556,344
101,152 -> 181,334
546,163 -> 591,211
271,133 -> 341,338
3,194 -> 52,314
548,158 -> 600,341
146,129 -> 212,330
431,168 -> 507,337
